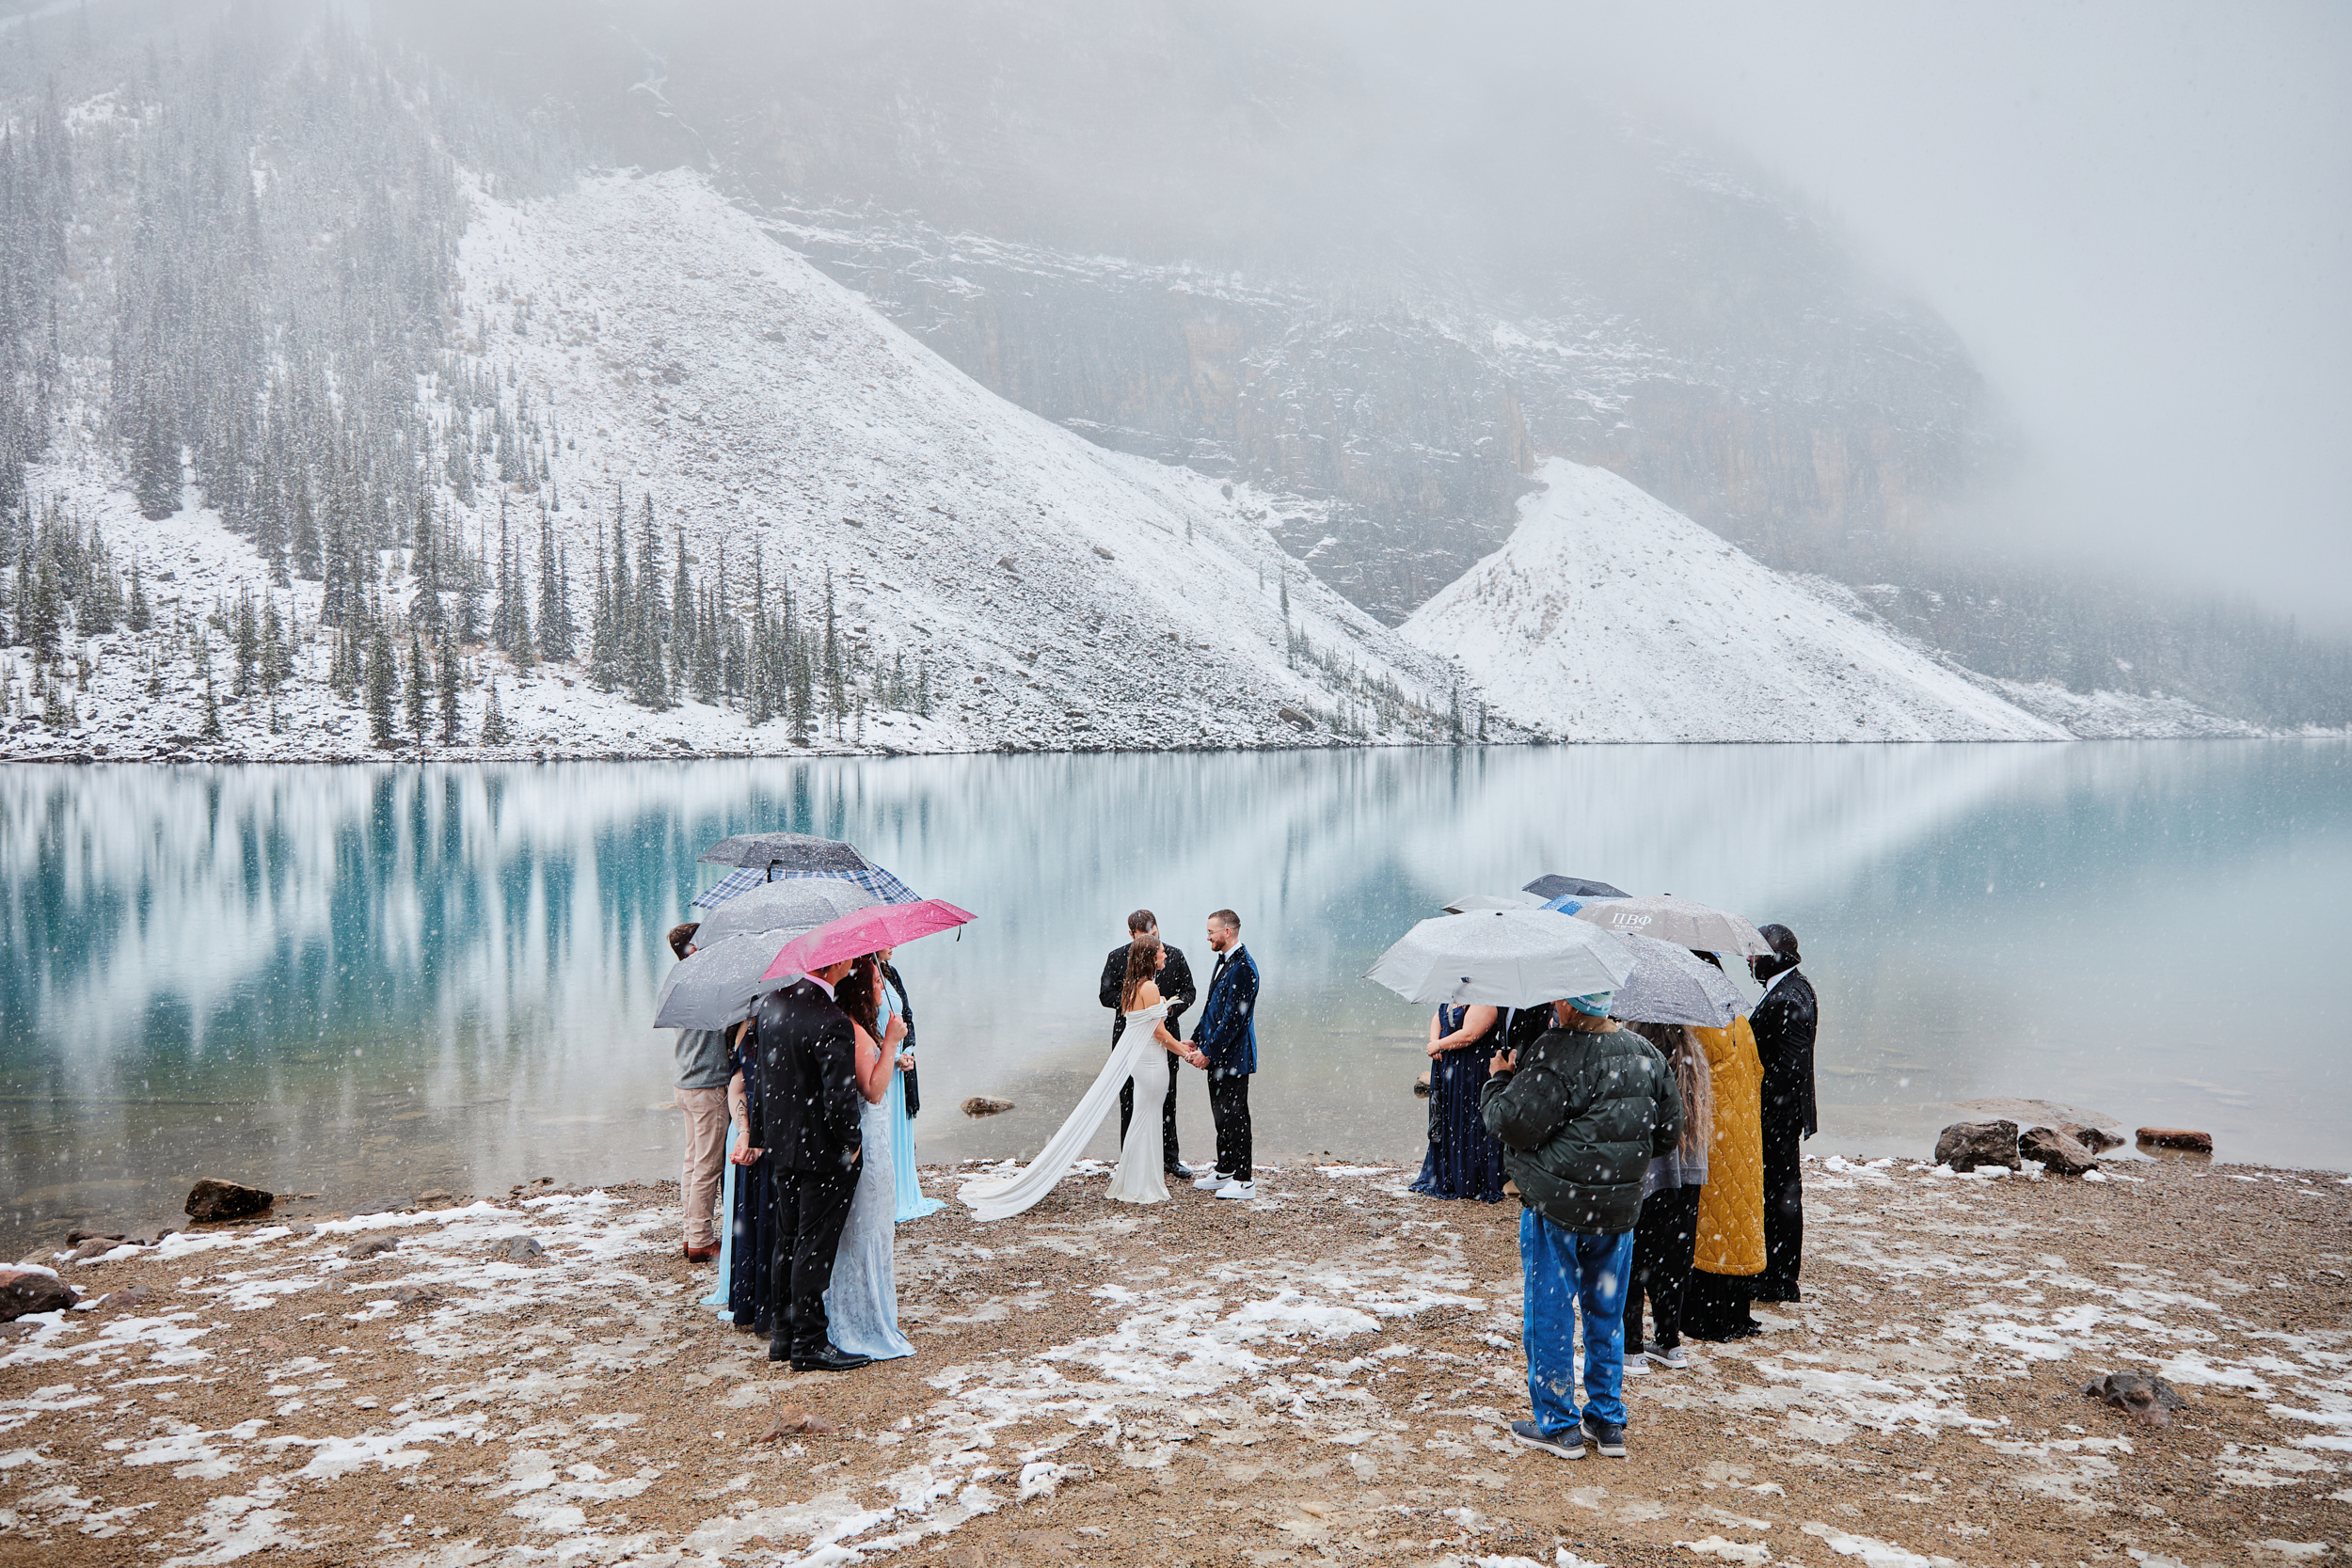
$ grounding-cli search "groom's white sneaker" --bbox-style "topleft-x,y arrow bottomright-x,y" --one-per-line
1213,1180 -> 1255,1200
1193,1171 -> 1233,1191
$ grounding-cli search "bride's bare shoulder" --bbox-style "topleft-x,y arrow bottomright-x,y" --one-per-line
1132,980 -> 1163,1008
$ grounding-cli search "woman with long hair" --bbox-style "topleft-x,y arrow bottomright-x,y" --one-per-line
1104,936 -> 1201,1205
1622,1021 -> 1714,1371
960,933 -> 1205,1220
818,954 -> 915,1361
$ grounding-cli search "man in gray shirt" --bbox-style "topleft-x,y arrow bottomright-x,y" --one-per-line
669,922 -> 732,1261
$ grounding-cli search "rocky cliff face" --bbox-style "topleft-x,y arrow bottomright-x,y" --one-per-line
770,196 -> 1993,625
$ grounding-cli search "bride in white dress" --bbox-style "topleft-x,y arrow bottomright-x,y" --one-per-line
820,956 -> 915,1361
962,937 -> 1206,1221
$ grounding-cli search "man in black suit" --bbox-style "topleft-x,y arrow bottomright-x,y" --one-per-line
745,959 -> 870,1371
1748,923 -> 1818,1304
1097,908 -> 1198,1178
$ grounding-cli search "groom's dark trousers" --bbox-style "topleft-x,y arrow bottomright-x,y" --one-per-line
746,978 -> 866,1357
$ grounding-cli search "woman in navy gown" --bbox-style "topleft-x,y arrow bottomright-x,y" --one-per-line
723,1018 -> 779,1334
1409,1002 -> 1507,1201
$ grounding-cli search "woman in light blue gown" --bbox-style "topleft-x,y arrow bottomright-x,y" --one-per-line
821,955 -> 915,1362
879,948 -> 944,1222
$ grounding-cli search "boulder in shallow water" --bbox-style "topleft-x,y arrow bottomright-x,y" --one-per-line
2060,1122 -> 2124,1153
0,1267 -> 75,1321
2137,1126 -> 2213,1153
961,1095 -> 1016,1117
1933,1119 -> 2019,1172
2021,1125 -> 2099,1176
185,1178 -> 274,1222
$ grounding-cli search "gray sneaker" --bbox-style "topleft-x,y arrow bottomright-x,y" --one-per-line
1509,1419 -> 1584,1460
1580,1414 -> 1628,1458
1646,1344 -> 1689,1370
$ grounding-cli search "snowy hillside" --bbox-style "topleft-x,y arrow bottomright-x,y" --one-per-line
3,169 -> 1481,761
1401,460 -> 2068,742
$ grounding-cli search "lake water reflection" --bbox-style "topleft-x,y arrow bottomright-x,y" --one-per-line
2,742 -> 2344,1251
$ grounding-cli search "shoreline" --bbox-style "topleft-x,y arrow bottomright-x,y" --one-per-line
3,1154 -> 2344,1566
7,733 -> 2351,768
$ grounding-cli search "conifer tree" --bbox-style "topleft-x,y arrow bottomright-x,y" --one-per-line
134,396 -> 180,520
480,679 -> 507,745
488,501 -> 513,651
200,674 -> 221,739
628,495 -> 667,707
437,621 -> 461,744
822,570 -> 844,737
290,483 -> 321,579
671,522 -> 693,689
366,626 -> 398,747
232,592 -> 259,696
587,514 -> 619,689
508,530 -> 534,672
405,634 -> 429,740
535,511 -> 573,662
261,596 -> 289,694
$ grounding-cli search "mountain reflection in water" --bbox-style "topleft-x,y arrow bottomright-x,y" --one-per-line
2,742 -> 2344,1249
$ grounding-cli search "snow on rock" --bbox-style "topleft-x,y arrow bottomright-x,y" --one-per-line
1978,677 -> 2265,739
1401,459 -> 2068,742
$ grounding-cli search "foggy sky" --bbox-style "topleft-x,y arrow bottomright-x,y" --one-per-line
1371,0 -> 2352,629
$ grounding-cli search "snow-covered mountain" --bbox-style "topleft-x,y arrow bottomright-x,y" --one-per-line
4,168 -> 1483,761
1402,460 -> 2068,742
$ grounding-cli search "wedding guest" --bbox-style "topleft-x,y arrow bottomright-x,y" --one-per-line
1410,1002 -> 1507,1201
1682,955 -> 1766,1340
1099,910 -> 1199,1179
1482,991 -> 1681,1462
1193,910 -> 1259,1199
746,957 -> 870,1371
724,1018 -> 777,1335
878,948 -> 943,1221
666,921 -> 728,1263
1621,1022 -> 1713,1373
820,956 -> 915,1362
1749,925 -> 1817,1303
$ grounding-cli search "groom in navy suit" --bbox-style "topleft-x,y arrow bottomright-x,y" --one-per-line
1192,909 -> 1261,1200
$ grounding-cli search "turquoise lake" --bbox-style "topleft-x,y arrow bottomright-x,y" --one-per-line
2,742 -> 2344,1252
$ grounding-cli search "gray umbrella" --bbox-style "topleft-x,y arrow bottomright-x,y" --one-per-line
689,878 -> 881,947
1366,909 -> 1638,1008
1610,933 -> 1745,1028
1441,892 -> 1541,913
652,934 -> 794,1031
699,832 -> 871,874
1567,894 -> 1772,957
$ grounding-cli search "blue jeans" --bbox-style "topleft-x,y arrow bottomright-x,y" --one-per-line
1519,1209 -> 1634,1434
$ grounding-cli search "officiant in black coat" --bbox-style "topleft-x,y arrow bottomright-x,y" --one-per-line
745,960 -> 872,1371
1748,923 -> 1818,1304
1099,908 -> 1198,1177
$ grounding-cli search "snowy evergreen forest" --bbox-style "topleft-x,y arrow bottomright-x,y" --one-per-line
0,12 -> 951,752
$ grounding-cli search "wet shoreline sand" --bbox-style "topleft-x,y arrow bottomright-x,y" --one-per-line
2,1155 -> 2346,1566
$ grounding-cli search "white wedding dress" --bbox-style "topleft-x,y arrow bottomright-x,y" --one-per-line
961,1003 -> 1172,1221
822,1094 -> 915,1360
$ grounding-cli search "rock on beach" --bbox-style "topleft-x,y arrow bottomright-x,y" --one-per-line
184,1178 -> 274,1222
0,1266 -> 74,1321
2021,1124 -> 2100,1176
1933,1118 -> 2020,1171
2137,1126 -> 2214,1153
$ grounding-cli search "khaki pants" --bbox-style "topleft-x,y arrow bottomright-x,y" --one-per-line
676,1085 -> 729,1247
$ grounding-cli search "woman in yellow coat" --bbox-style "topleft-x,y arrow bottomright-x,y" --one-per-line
1683,1003 -> 1765,1340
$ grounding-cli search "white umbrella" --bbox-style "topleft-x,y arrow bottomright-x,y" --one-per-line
1440,892 -> 1541,913
691,878 -> 881,946
1565,894 -> 1772,958
1366,909 -> 1638,1008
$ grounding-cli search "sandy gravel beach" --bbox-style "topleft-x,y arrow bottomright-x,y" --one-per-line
1,1155 -> 2345,1568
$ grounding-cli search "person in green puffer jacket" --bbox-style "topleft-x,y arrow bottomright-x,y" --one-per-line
1480,992 -> 1680,1463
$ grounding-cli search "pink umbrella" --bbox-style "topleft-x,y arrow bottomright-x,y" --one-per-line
759,898 -> 977,982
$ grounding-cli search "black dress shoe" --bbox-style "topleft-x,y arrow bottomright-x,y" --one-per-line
791,1343 -> 873,1373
